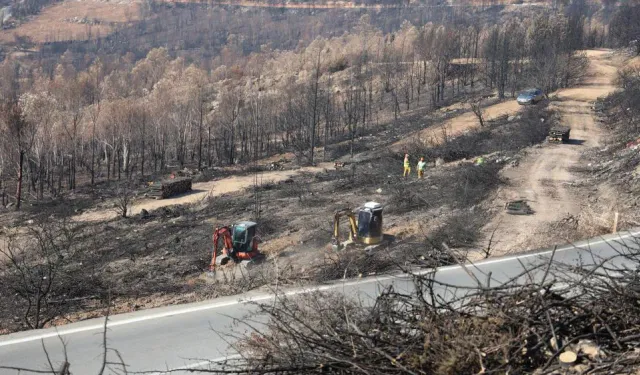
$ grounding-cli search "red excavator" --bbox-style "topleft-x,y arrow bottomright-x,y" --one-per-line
210,221 -> 265,272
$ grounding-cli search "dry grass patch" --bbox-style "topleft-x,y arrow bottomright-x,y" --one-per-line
0,0 -> 141,44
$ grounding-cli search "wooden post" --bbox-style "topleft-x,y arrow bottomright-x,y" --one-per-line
613,212 -> 619,234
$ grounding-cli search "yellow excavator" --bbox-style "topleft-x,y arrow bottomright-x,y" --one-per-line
332,202 -> 384,250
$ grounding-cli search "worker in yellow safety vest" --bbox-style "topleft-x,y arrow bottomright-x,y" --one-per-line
417,157 -> 426,179
403,153 -> 411,178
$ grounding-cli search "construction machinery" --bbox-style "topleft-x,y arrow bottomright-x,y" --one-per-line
548,126 -> 571,143
332,202 -> 384,250
505,200 -> 534,215
210,221 -> 265,271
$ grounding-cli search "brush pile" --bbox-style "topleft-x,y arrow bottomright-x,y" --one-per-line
223,237 -> 640,374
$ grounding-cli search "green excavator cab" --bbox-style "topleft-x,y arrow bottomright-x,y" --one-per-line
232,221 -> 257,254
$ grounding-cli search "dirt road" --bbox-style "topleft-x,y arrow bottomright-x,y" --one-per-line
479,49 -> 618,256
74,163 -> 333,222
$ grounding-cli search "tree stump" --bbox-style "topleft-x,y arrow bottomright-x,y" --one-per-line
559,351 -> 577,367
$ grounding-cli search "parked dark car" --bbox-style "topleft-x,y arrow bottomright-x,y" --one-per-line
517,88 -> 544,105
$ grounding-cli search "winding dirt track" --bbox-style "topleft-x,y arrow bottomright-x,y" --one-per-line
480,49 -> 618,256
74,163 -> 333,222
391,100 -> 522,151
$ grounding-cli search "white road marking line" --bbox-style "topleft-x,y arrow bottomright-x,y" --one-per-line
1,230 -> 638,347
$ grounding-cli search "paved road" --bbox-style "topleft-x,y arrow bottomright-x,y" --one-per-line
1,228 -> 639,374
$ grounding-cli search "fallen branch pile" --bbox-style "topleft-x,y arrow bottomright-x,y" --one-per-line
222,237 -> 640,374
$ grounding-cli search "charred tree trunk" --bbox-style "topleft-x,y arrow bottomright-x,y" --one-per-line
141,114 -> 146,178
91,123 -> 96,185
198,101 -> 204,170
15,150 -> 24,210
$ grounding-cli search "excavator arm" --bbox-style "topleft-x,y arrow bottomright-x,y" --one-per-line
210,226 -> 234,271
332,209 -> 358,248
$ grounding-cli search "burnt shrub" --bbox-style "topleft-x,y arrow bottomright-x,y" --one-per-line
387,163 -> 503,215
426,211 -> 485,253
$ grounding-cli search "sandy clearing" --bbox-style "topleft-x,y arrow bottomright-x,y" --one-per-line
627,56 -> 640,69
391,100 -> 522,151
73,163 -> 334,222
0,0 -> 140,44
478,49 -> 619,257
0,237 -> 6,259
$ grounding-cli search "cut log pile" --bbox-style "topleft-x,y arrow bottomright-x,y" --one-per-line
146,178 -> 192,199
